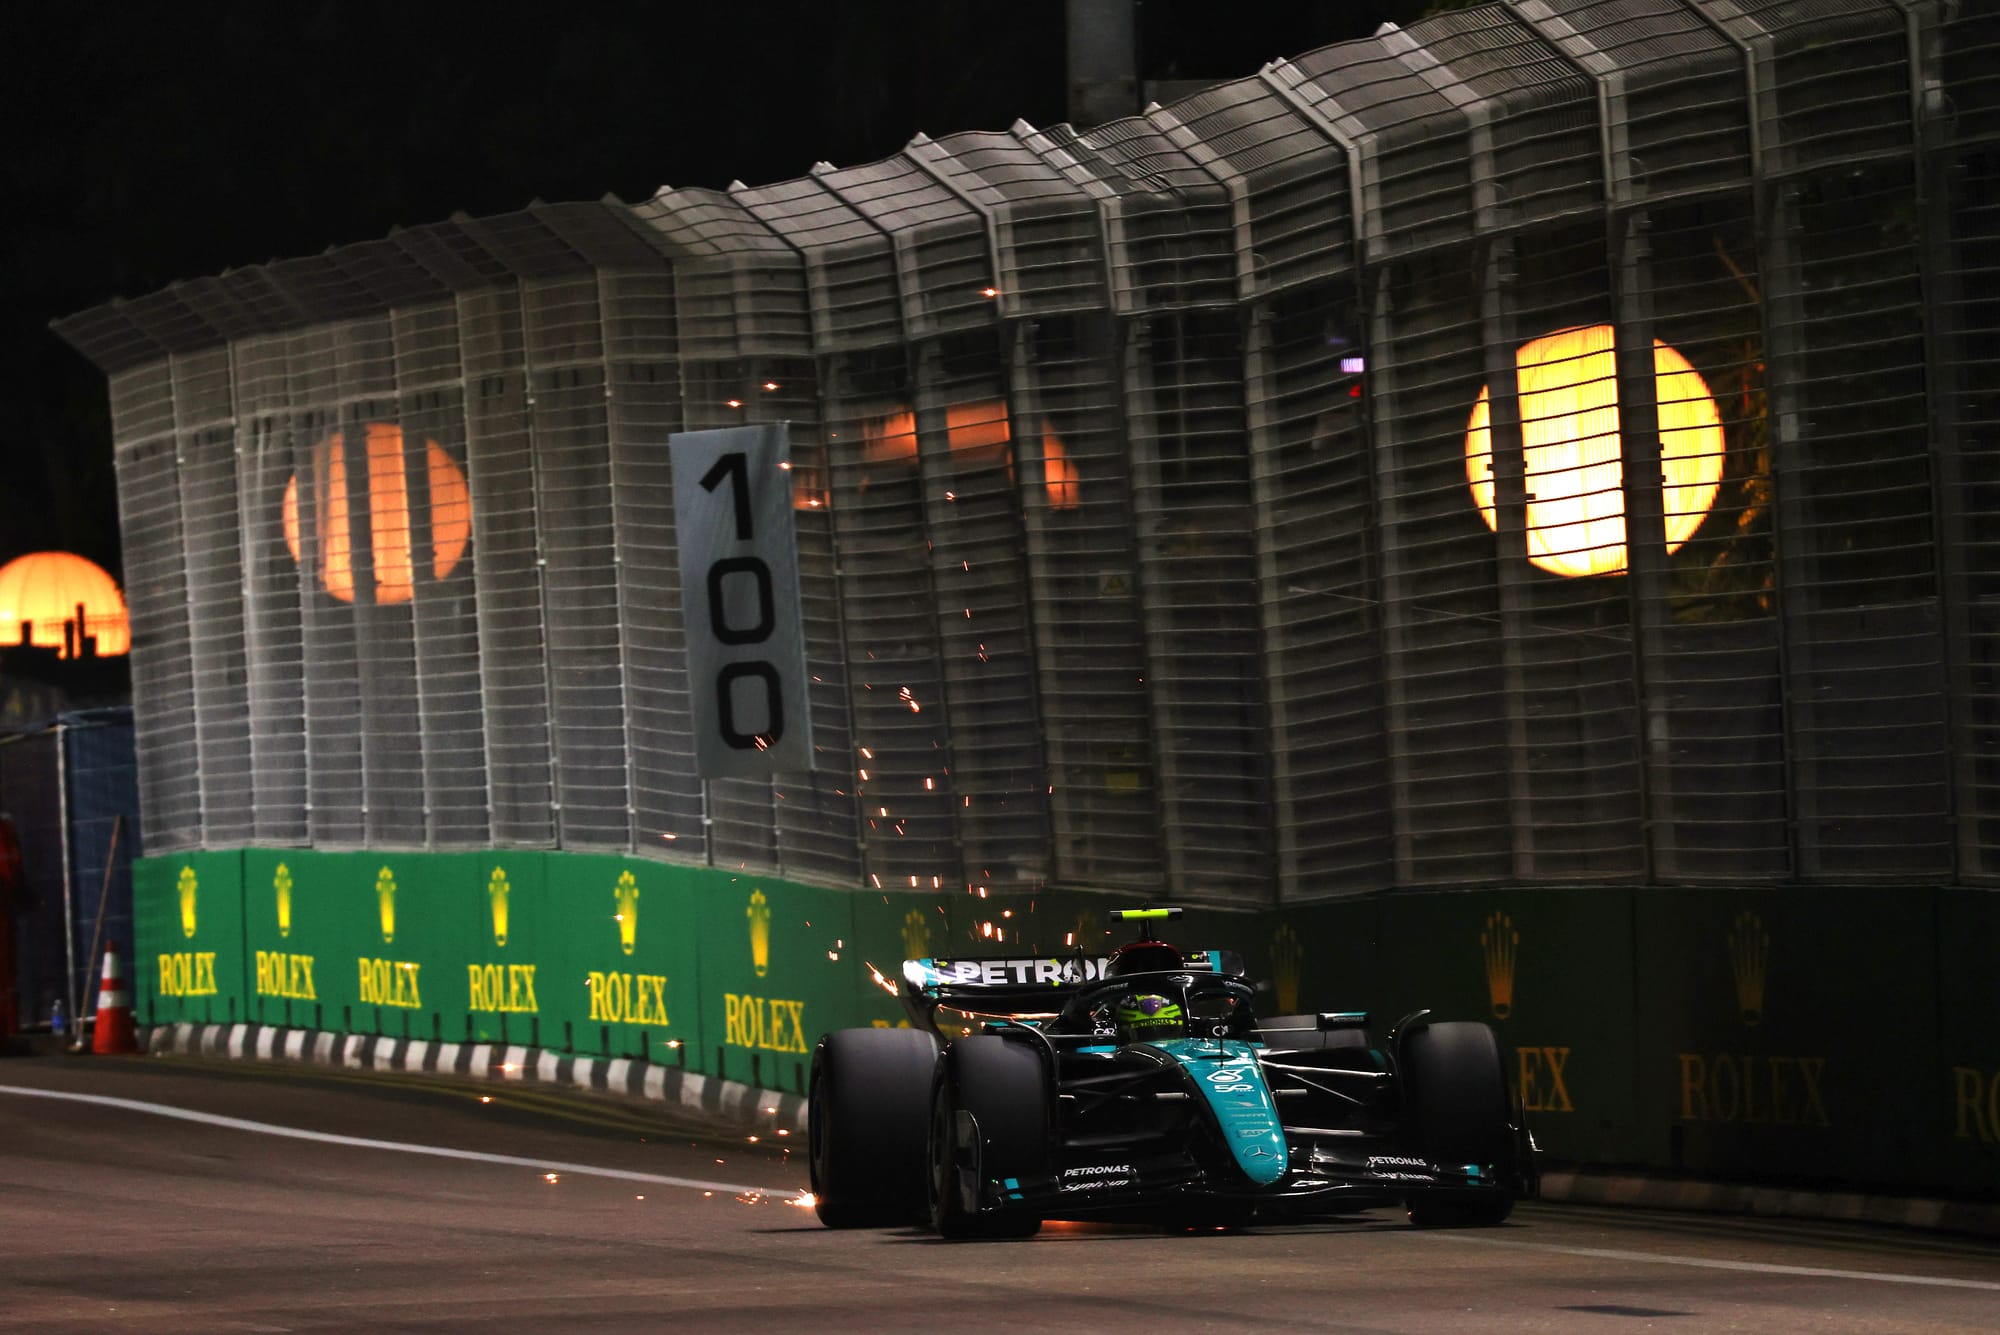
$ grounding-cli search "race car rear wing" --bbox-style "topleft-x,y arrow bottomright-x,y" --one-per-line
898,947 -> 1247,1028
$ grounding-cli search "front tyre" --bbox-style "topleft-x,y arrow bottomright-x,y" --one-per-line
809,1027 -> 940,1228
929,1036 -> 1046,1240
1401,1021 -> 1517,1228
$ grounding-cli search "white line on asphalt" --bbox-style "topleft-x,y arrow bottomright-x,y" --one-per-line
0,1084 -> 775,1198
1444,1232 -> 2000,1291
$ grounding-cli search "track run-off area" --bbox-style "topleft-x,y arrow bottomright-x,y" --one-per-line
3,1057 -> 1997,1333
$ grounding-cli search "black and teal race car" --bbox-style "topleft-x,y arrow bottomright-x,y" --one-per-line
808,908 -> 1537,1239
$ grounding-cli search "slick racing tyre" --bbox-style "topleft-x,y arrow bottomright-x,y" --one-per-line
809,1027 -> 940,1228
929,1036 -> 1047,1240
1401,1021 -> 1516,1228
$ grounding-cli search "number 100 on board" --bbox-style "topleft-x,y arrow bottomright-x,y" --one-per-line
669,422 -> 815,777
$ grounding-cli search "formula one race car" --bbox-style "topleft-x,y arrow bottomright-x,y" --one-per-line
808,908 -> 1537,1239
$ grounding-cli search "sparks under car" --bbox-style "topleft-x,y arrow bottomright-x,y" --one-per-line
808,908 -> 1537,1239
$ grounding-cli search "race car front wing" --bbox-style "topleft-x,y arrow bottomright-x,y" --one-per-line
969,1139 -> 1522,1222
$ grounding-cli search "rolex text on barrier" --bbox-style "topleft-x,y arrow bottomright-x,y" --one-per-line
248,856 -> 322,1023
550,856 -> 700,1062
587,872 -> 671,1025
139,853 -> 246,1026
701,877 -> 864,1088
121,851 -> 2000,1200
670,423 -> 814,778
465,855 -> 548,1043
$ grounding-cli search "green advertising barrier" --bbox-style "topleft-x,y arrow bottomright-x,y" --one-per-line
1632,886 -> 1943,1192
1935,888 -> 2000,1193
333,849 -> 480,1043
130,855 -> 171,1027
241,849 -> 474,1041
543,853 -> 702,1063
134,852 -> 247,1027
230,848 -> 707,1062
460,851 -> 551,1048
159,846 -> 886,1083
694,871 -> 862,1094
133,844 -> 2000,1203
1238,890 -> 1638,1164
1366,889 -> 1638,1165
1239,897 -> 1378,1020
242,849 -> 346,1032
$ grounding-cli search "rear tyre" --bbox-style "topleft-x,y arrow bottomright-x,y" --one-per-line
929,1036 -> 1046,1240
809,1027 -> 940,1228
1401,1021 -> 1516,1228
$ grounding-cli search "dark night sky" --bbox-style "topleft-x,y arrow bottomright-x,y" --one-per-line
1,1 -> 1418,582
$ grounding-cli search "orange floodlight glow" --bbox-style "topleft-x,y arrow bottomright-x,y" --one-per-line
282,424 -> 470,603
1465,325 -> 1723,578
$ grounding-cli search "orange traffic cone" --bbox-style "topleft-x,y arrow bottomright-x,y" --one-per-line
91,943 -> 138,1055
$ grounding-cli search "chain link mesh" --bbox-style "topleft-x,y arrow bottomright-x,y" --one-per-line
57,1 -> 2000,903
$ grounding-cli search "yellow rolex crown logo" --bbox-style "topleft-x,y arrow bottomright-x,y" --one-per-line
1728,909 -> 1769,1027
488,867 -> 511,948
614,870 -> 640,956
902,908 -> 932,962
1269,924 -> 1304,1015
177,866 -> 198,938
1482,910 -> 1518,1021
376,866 -> 397,945
274,863 -> 293,938
747,889 -> 772,978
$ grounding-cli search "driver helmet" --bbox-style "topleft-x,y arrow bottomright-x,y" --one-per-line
1114,993 -> 1185,1042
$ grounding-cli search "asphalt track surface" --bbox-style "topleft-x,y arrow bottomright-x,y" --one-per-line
3,1056 -> 1998,1333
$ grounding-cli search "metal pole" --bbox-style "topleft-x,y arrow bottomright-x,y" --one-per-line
55,721 -> 76,1033
74,812 -> 122,1048
1066,0 -> 1138,130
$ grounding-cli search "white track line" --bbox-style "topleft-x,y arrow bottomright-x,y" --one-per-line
0,1084 -> 773,1197
1443,1232 -> 2000,1292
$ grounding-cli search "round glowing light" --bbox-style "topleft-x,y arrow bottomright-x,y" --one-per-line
1465,324 -> 1724,578
0,551 -> 130,657
861,400 -> 1079,510
282,424 -> 470,604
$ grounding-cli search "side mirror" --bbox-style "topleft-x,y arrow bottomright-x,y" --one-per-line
1316,1011 -> 1369,1031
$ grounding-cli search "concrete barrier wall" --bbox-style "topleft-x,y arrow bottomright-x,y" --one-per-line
130,851 -> 1997,1201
